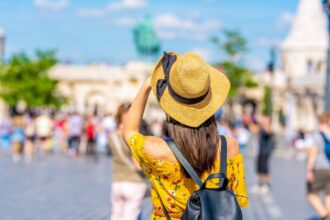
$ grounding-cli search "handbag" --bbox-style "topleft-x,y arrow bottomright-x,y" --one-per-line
157,135 -> 243,220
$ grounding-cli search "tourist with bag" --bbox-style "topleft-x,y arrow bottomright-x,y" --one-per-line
306,112 -> 330,220
109,103 -> 147,220
123,52 -> 248,219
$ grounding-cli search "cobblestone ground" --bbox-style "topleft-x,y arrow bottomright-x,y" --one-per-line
0,154 -> 112,220
0,149 -> 319,220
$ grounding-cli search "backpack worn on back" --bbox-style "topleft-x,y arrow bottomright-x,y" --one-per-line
158,135 -> 243,220
320,132 -> 330,161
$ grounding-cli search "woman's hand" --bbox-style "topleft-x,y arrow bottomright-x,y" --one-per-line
144,76 -> 151,89
306,170 -> 314,183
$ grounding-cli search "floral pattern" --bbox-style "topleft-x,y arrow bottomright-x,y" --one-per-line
129,133 -> 249,220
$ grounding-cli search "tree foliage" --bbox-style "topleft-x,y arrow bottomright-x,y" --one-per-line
0,50 -> 65,109
212,29 -> 257,97
261,85 -> 273,116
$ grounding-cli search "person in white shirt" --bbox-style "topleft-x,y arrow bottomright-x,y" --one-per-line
306,113 -> 330,220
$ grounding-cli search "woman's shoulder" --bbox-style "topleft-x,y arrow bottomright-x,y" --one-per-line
224,135 -> 240,159
144,136 -> 178,162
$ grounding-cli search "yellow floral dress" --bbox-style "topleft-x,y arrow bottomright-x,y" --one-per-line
129,133 -> 248,220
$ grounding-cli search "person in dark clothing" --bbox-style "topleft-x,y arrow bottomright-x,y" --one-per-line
85,115 -> 97,159
252,116 -> 275,194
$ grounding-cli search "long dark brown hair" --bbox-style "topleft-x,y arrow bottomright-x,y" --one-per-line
167,115 -> 219,177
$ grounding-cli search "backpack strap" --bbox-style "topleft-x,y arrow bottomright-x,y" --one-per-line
164,137 -> 203,187
320,131 -> 330,143
155,188 -> 171,220
220,135 -> 227,177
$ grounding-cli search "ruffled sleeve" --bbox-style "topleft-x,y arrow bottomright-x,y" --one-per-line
227,154 -> 249,207
128,133 -> 176,176
128,133 -> 148,164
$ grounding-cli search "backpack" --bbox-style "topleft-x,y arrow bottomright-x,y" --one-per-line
158,135 -> 243,220
319,132 -> 330,161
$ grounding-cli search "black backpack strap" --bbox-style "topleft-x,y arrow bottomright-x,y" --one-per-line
164,138 -> 203,187
320,131 -> 330,143
155,188 -> 171,220
220,135 -> 227,178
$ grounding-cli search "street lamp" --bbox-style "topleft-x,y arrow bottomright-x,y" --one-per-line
0,28 -> 4,63
323,0 -> 330,111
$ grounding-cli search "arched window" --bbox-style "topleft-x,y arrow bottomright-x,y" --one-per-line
306,59 -> 314,75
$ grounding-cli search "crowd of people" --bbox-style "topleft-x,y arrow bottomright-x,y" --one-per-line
0,106 -> 329,219
0,111 -> 118,163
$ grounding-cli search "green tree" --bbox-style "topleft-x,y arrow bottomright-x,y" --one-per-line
211,29 -> 257,97
0,50 -> 65,110
261,85 -> 273,116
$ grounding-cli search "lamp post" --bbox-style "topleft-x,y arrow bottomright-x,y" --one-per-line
323,0 -> 330,111
0,28 -> 4,63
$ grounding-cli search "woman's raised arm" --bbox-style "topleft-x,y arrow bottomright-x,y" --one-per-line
123,77 -> 151,143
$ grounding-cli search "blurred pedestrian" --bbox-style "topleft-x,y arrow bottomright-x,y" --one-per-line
85,115 -> 97,158
35,112 -> 54,154
101,113 -> 116,156
67,112 -> 83,156
216,118 -> 233,136
24,113 -> 36,163
306,112 -> 330,219
109,103 -> 146,220
236,124 -> 250,154
251,116 -> 275,194
11,115 -> 25,162
0,117 -> 12,153
54,113 -> 67,154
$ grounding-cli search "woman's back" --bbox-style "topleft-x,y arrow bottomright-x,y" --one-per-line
128,133 -> 248,219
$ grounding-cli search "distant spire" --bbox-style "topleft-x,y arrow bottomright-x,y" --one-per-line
0,27 -> 4,63
282,0 -> 328,50
0,27 -> 4,37
267,48 -> 276,74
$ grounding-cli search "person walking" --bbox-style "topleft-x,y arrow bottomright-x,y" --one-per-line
24,113 -> 36,163
101,113 -> 116,156
67,112 -> 83,156
85,115 -> 97,158
35,112 -> 54,154
0,117 -> 12,153
109,103 -> 147,220
123,52 -> 248,219
251,116 -> 275,194
11,115 -> 25,162
306,112 -> 330,220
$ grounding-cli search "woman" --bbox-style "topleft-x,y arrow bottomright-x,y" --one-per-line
109,103 -> 147,220
85,115 -> 97,157
24,113 -> 36,163
123,52 -> 248,219
11,115 -> 25,162
255,116 -> 275,194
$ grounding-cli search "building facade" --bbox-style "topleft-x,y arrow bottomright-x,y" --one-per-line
247,0 -> 328,133
49,62 -> 157,116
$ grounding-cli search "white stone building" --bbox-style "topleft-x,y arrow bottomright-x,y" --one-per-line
49,62 -> 158,116
251,0 -> 329,132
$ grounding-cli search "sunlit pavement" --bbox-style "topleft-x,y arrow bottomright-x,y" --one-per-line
0,149 -> 318,220
0,154 -> 112,220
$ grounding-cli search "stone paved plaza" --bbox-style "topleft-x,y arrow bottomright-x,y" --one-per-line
0,151 -> 318,220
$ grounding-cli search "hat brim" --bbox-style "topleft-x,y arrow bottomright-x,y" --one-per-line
151,54 -> 231,128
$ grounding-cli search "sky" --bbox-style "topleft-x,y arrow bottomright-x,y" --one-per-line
0,0 -> 302,71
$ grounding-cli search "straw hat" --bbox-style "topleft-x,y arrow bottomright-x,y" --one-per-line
151,52 -> 230,128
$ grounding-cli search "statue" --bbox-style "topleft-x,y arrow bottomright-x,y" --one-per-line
133,16 -> 161,60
